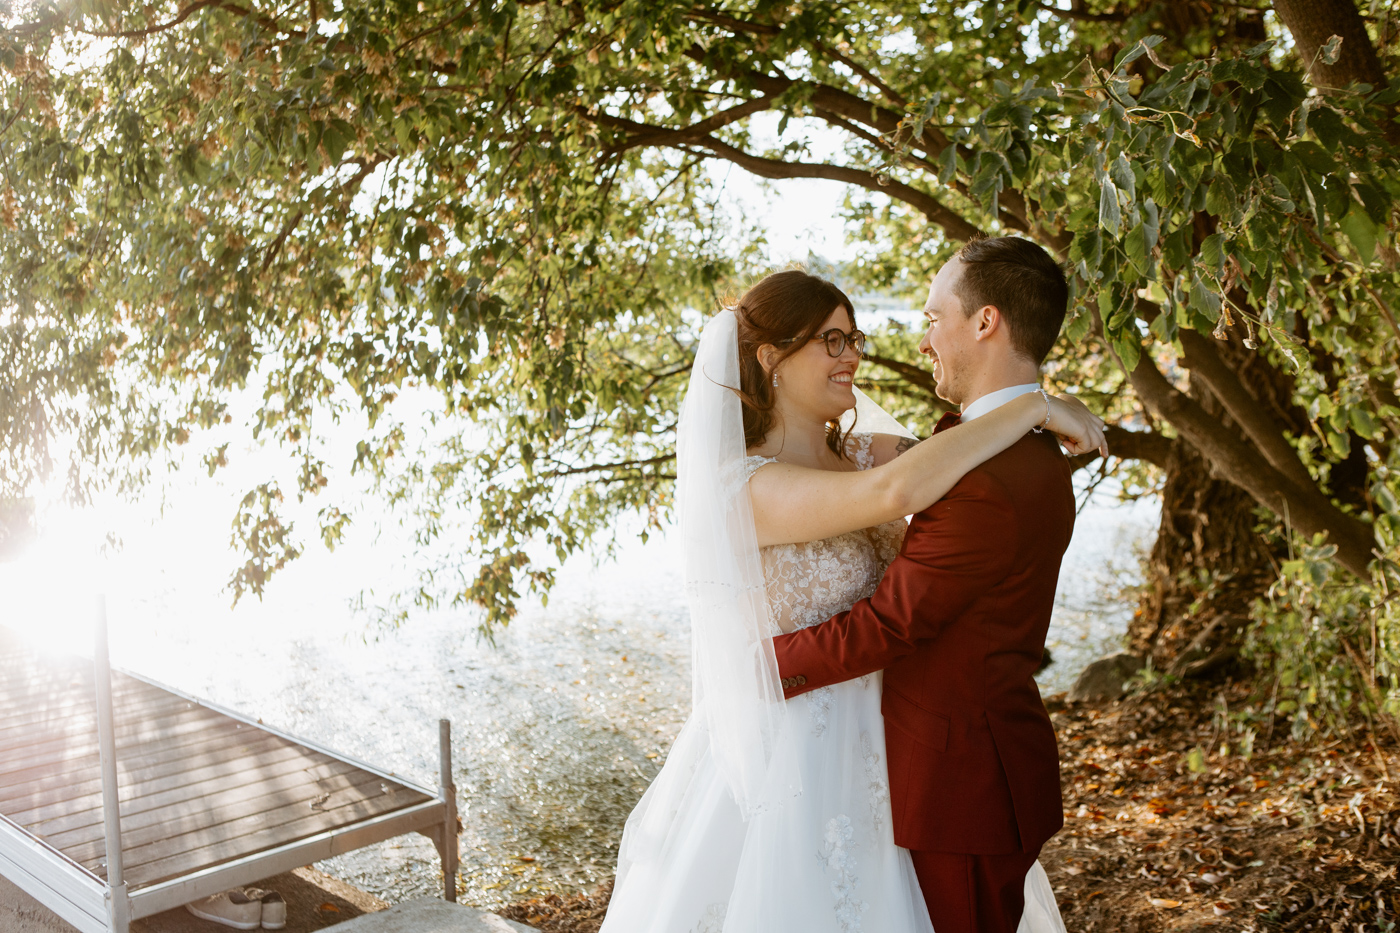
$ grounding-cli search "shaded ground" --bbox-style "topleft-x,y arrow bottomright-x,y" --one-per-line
1,867 -> 387,933
132,867 -> 389,933
501,683 -> 1400,932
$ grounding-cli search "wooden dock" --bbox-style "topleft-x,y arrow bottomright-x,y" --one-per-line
0,619 -> 459,933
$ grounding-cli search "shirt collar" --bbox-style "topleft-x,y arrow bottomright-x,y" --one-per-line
960,383 -> 1042,422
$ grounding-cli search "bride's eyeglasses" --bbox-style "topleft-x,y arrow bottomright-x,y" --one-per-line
782,328 -> 867,358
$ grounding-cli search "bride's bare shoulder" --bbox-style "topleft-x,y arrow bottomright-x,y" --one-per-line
864,432 -> 926,468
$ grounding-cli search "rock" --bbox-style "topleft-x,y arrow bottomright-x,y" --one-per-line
1068,652 -> 1144,703
323,898 -> 535,932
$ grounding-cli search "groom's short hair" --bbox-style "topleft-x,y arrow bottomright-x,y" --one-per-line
953,236 -> 1068,364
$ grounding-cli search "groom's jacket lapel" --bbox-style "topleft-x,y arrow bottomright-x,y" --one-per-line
772,426 -> 1075,856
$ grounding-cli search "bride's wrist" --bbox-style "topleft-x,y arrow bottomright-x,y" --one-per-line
1033,387 -> 1051,434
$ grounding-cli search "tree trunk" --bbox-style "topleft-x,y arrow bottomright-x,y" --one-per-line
1273,0 -> 1399,141
1131,430 -> 1279,671
1272,0 -> 1389,90
1131,327 -> 1327,670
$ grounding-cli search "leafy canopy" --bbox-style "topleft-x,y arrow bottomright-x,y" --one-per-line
2,1 -> 1398,634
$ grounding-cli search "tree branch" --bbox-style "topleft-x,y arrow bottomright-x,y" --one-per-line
1177,327 -> 1316,492
1068,424 -> 1174,471
811,40 -> 908,108
590,111 -> 984,241
1127,350 -> 1376,577
598,96 -> 775,155
863,352 -> 939,395
546,453 -> 675,477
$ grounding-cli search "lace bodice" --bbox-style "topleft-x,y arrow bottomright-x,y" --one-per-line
743,433 -> 907,634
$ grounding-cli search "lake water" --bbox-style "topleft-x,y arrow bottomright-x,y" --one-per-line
0,474 -> 1156,908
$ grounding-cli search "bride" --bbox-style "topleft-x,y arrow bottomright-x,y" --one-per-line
599,270 -> 1102,933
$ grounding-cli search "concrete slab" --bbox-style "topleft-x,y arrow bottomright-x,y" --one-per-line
322,899 -> 535,933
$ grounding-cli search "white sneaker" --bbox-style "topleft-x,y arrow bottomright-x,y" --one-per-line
185,890 -> 262,930
242,888 -> 286,930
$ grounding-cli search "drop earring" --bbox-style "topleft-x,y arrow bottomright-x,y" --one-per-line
771,372 -> 779,388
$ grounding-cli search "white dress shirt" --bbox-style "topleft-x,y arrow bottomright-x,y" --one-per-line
960,383 -> 1042,421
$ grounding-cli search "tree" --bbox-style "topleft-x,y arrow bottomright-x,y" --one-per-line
2,1 -> 1397,674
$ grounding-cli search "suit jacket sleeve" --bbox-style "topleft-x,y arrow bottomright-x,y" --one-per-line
773,469 -> 1018,698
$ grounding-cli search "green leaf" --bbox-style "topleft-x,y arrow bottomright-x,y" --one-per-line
1149,306 -> 1178,342
1115,38 -> 1160,70
1320,35 -> 1343,66
1205,173 -> 1238,219
1066,307 -> 1092,343
938,143 -> 958,183
1099,177 -> 1122,232
1110,154 -> 1136,200
1350,406 -> 1378,439
1190,274 -> 1222,317
1340,204 -> 1378,264
1199,233 -> 1227,275
321,123 -> 349,164
1113,331 -> 1141,375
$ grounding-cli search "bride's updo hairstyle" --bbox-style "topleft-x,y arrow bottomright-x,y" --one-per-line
730,269 -> 857,458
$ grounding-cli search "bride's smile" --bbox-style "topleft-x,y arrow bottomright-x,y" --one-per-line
760,304 -> 865,431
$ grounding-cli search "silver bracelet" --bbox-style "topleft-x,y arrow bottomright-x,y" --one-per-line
1033,387 -> 1051,433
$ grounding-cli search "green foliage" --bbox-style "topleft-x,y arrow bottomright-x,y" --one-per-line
1245,537 -> 1400,742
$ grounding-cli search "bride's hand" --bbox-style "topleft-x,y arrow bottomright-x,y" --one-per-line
1044,394 -> 1107,458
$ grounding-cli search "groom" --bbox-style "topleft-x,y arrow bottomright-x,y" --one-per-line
774,235 -> 1074,933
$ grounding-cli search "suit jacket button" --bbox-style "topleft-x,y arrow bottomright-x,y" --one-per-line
796,675 -> 807,686
781,677 -> 790,689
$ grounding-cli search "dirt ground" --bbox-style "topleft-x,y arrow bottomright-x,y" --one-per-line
501,682 -> 1400,932
131,867 -> 389,933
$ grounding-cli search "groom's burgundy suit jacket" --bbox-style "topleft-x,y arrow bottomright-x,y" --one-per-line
774,415 -> 1074,855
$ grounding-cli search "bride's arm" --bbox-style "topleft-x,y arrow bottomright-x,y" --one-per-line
749,392 -> 1104,547
867,393 -> 1104,466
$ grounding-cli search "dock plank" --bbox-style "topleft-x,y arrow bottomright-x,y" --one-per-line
24,756 -> 371,841
120,788 -> 421,887
44,767 -> 399,855
4,740 -> 343,826
0,722 -> 284,794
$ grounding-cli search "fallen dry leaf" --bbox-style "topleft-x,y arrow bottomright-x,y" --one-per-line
1213,902 -> 1235,916
1149,898 -> 1182,909
318,902 -> 340,913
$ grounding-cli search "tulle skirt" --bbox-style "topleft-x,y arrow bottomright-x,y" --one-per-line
600,672 -> 1067,933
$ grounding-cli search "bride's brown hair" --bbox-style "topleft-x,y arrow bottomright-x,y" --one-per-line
729,269 -> 858,457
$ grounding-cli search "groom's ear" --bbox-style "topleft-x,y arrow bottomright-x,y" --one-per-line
972,304 -> 1004,342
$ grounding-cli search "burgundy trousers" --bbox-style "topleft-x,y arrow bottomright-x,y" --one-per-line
910,848 -> 1040,933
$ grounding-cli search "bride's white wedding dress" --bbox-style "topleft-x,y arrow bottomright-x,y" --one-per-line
601,434 -> 1065,933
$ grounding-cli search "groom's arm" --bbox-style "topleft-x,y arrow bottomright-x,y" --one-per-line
773,469 -> 1017,698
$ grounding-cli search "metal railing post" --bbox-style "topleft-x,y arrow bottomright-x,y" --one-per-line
94,596 -> 130,933
438,718 -> 459,902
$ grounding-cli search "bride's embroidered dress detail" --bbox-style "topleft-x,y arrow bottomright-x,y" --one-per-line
600,434 -> 936,933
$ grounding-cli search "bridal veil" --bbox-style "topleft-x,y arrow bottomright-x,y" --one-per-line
674,308 -> 798,818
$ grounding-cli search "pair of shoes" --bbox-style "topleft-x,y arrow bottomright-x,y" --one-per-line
184,888 -> 286,930
242,888 -> 287,930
